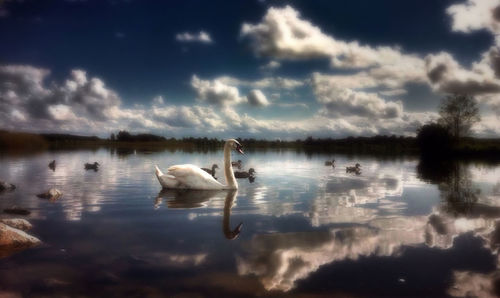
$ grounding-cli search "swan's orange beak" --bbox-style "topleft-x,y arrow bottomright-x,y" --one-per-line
235,142 -> 244,154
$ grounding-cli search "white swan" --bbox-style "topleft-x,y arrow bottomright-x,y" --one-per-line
155,139 -> 244,190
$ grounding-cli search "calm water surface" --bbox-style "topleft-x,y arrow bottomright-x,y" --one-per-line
0,149 -> 500,297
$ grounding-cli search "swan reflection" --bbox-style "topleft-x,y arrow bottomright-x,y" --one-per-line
156,189 -> 223,209
155,189 -> 243,239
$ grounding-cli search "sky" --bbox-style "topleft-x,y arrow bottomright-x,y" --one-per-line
0,0 -> 499,139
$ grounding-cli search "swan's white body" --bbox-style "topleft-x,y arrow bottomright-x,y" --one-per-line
155,139 -> 241,190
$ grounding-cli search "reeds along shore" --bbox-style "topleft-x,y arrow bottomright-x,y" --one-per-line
0,130 -> 500,159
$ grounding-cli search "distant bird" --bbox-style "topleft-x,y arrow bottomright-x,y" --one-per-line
346,163 -> 361,174
325,160 -> 335,166
85,162 -> 100,171
234,168 -> 256,179
201,164 -> 219,177
49,160 -> 56,171
231,160 -> 242,168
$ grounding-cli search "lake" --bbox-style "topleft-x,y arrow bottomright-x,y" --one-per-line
0,148 -> 499,297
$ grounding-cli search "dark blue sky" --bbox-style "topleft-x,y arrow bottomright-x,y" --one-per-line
0,0 -> 498,138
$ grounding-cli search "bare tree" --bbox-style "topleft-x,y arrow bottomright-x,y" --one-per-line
438,94 -> 480,139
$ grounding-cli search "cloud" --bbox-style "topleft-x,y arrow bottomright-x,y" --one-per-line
0,64 -> 495,138
260,60 -> 281,71
276,102 -> 309,109
217,75 -> 305,90
0,66 -> 119,122
152,95 -> 164,105
312,73 -> 403,119
425,50 -> 500,95
152,105 -> 226,130
190,75 -> 246,106
447,0 -> 500,43
240,5 -> 426,73
379,89 -> 407,96
240,5 -> 430,117
175,31 -> 213,43
246,89 -> 270,107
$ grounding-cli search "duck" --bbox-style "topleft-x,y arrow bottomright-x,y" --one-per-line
84,162 -> 100,171
155,139 -> 244,190
324,160 -> 335,166
48,160 -> 56,171
346,163 -> 361,174
37,188 -> 63,200
201,164 -> 219,177
234,168 -> 256,179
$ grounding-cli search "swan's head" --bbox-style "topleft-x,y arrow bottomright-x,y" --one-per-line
227,139 -> 244,155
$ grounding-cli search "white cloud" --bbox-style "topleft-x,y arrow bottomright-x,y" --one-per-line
240,5 -> 430,118
240,5 -> 426,73
152,95 -> 164,105
260,60 -> 281,70
0,64 -> 495,138
425,50 -> 500,95
175,31 -> 213,43
447,0 -> 500,43
247,89 -> 270,107
312,73 -> 403,119
276,102 -> 309,109
217,75 -> 305,90
190,75 -> 246,106
379,89 -> 407,96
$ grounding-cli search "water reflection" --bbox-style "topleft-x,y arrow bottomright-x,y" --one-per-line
417,158 -> 500,296
0,150 -> 499,296
156,189 -> 222,209
155,189 -> 243,240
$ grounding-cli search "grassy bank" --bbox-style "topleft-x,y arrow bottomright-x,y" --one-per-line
0,131 -> 48,153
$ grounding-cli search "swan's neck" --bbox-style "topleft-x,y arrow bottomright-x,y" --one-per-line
224,143 -> 238,189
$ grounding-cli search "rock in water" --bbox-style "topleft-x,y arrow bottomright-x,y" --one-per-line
3,208 -> 31,216
0,181 -> 16,192
0,219 -> 33,231
0,222 -> 40,258
37,188 -> 63,200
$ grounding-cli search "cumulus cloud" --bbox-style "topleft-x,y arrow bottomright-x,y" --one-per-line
447,0 -> 500,43
312,73 -> 403,119
0,65 -> 121,124
240,4 -> 500,119
175,31 -> 213,43
425,50 -> 500,95
247,89 -> 270,107
240,5 -> 426,73
240,5 -> 430,116
190,75 -> 246,106
152,105 -> 226,130
0,64 -> 494,138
